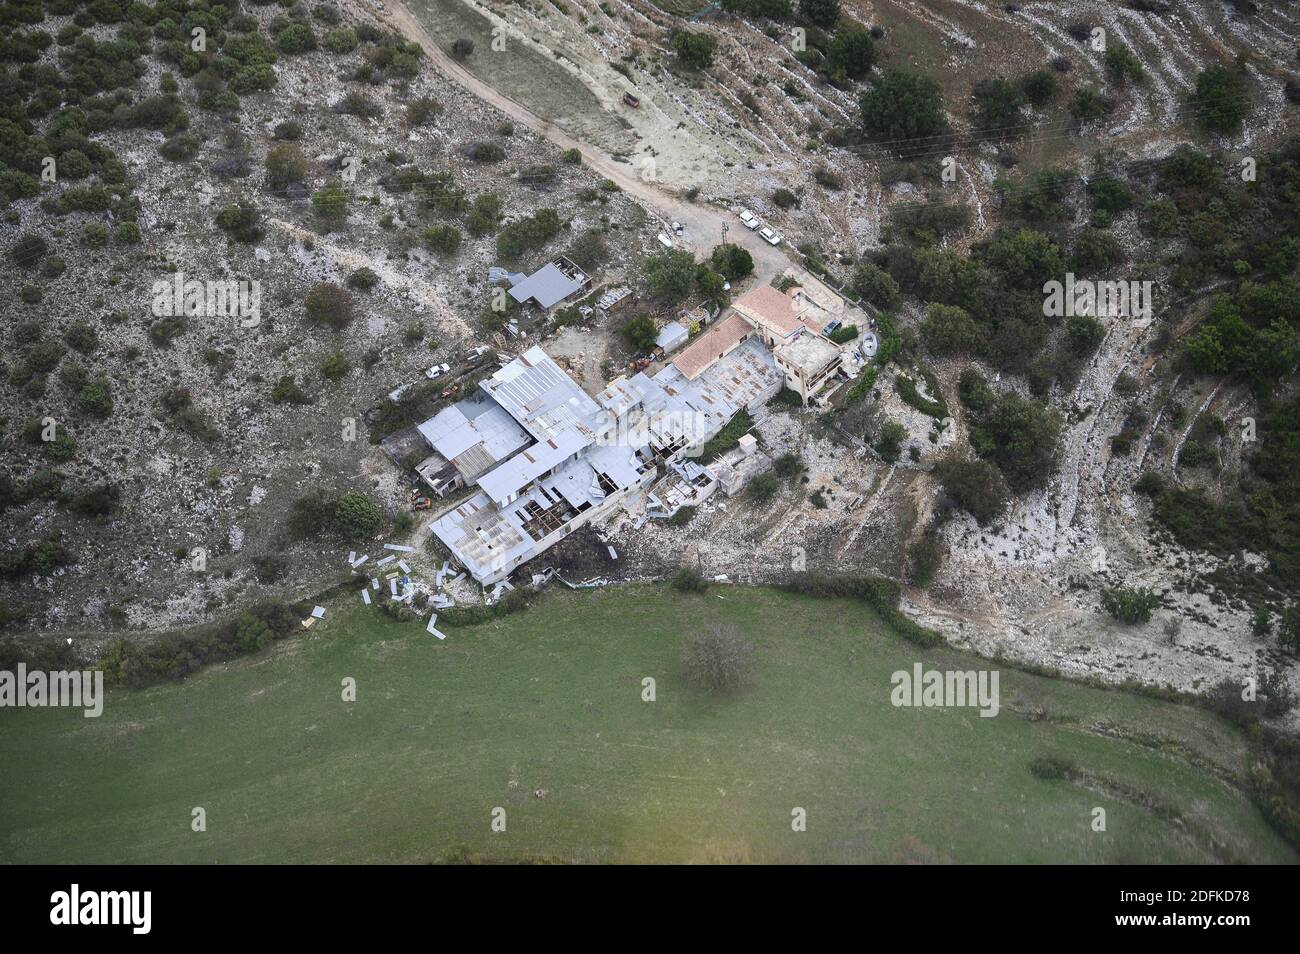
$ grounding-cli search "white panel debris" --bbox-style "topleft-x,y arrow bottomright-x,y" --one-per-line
607,546 -> 618,560
361,589 -> 371,605
384,544 -> 415,553
397,560 -> 411,574
376,555 -> 396,567
350,555 -> 369,568
311,606 -> 326,618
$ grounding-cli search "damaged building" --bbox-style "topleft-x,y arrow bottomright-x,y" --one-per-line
423,335 -> 782,584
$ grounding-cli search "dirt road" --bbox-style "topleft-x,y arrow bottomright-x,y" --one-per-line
357,0 -> 792,282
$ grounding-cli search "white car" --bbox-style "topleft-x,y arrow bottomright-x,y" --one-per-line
738,208 -> 760,230
656,232 -> 674,249
759,226 -> 782,246
424,363 -> 451,380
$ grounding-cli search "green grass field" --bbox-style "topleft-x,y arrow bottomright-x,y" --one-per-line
0,585 -> 1292,863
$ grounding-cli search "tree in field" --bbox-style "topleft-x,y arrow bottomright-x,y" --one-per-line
450,38 -> 474,60
860,70 -> 946,145
682,624 -> 755,695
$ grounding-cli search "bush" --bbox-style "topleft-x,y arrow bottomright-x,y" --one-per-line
304,282 -> 354,330
748,472 -> 778,500
311,184 -> 348,220
670,566 -> 709,593
936,455 -> 1009,525
334,491 -> 383,539
406,96 -> 442,127
346,267 -> 380,290
495,207 -> 561,262
682,624 -> 754,695
322,26 -> 357,54
874,420 -> 905,462
275,23 -> 317,54
1101,586 -> 1159,625
320,351 -> 350,380
671,30 -> 716,69
1192,62 -> 1250,135
11,232 -> 48,269
76,376 -> 113,417
423,224 -> 462,255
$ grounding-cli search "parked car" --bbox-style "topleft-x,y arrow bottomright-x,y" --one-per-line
759,226 -> 782,246
738,208 -> 760,230
656,232 -> 674,249
623,92 -> 640,108
424,363 -> 451,380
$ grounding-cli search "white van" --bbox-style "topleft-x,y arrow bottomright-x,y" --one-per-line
739,209 -> 760,230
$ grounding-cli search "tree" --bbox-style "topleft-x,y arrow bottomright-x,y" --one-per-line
682,624 -> 755,695
644,248 -> 697,304
695,268 -> 728,306
1020,70 -> 1057,107
671,30 -> 715,69
709,243 -> 753,280
921,303 -> 983,355
450,38 -> 474,59
936,455 -> 1009,525
971,78 -> 1025,135
622,313 -> 658,354
967,389 -> 1062,492
798,0 -> 840,29
977,228 -> 1064,291
860,71 -> 945,146
334,492 -> 383,539
851,261 -> 899,308
1192,62 -> 1250,135
823,28 -> 874,84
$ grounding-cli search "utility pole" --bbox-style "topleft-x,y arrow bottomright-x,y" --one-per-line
720,221 -> 729,247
